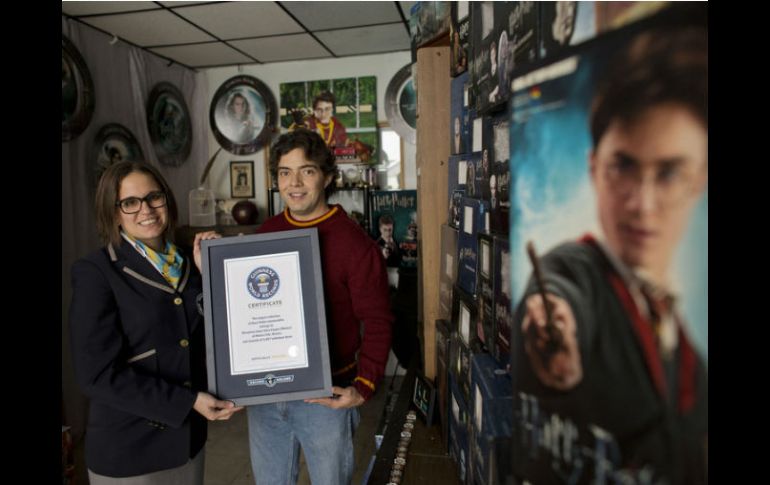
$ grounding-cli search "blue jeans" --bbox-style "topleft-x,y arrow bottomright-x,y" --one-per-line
247,400 -> 360,485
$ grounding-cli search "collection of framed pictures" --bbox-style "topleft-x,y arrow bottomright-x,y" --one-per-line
63,35 -> 277,201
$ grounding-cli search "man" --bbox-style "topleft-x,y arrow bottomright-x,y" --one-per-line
248,129 -> 393,485
376,214 -> 401,267
514,24 -> 707,483
290,91 -> 349,148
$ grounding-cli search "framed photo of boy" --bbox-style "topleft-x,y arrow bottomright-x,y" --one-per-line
200,229 -> 333,405
230,161 -> 255,198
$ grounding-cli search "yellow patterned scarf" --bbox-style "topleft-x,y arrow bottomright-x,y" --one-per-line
125,234 -> 184,289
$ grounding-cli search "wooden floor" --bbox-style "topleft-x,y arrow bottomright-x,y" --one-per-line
72,375 -> 461,484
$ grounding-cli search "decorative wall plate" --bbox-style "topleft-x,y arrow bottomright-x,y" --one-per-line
146,82 -> 192,167
384,64 -> 416,145
210,75 -> 277,155
90,123 -> 146,190
62,35 -> 95,142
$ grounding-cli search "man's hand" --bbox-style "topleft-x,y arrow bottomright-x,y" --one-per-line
193,392 -> 244,421
304,385 -> 365,409
521,293 -> 583,391
193,231 -> 222,272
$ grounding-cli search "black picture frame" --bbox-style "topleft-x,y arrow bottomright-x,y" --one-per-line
62,34 -> 95,142
146,82 -> 192,167
90,123 -> 145,192
230,160 -> 255,198
412,370 -> 437,425
201,229 -> 333,405
210,75 -> 277,155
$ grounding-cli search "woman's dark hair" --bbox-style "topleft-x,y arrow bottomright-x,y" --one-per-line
590,26 -> 707,148
95,161 -> 178,247
269,129 -> 337,199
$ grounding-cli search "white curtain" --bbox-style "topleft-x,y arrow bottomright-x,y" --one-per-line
61,17 -> 210,439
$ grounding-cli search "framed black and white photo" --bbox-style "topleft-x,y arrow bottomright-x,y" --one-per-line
146,82 -> 192,167
62,34 -> 95,142
210,75 -> 277,155
200,229 -> 333,406
230,160 -> 255,198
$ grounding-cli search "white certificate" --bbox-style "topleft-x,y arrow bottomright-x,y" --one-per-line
223,251 -> 309,375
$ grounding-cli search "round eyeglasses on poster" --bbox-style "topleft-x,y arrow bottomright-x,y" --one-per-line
62,35 -> 95,142
210,75 -> 277,155
146,82 -> 192,167
90,123 -> 146,192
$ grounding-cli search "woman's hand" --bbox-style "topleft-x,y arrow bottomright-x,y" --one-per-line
193,231 -> 221,272
193,392 -> 244,421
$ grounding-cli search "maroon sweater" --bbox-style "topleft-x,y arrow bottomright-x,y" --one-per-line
257,205 -> 393,401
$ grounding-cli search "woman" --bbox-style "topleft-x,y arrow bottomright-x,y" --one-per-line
70,161 -> 242,484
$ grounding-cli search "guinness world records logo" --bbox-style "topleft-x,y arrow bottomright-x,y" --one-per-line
247,267 -> 280,300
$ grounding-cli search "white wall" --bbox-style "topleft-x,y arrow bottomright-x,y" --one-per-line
204,51 -> 416,221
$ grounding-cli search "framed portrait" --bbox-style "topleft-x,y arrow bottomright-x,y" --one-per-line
412,370 -> 436,425
279,76 -> 379,164
384,64 -> 416,145
230,160 -> 255,199
200,229 -> 333,406
210,75 -> 277,155
90,123 -> 145,191
62,35 -> 95,142
146,82 -> 192,167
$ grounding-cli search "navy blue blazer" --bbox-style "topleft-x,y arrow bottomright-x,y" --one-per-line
69,239 -> 207,477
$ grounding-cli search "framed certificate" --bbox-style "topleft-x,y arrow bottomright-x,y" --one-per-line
200,229 -> 332,405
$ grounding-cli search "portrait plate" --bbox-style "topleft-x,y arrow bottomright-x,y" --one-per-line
146,82 -> 192,167
210,75 -> 277,155
62,35 -> 95,142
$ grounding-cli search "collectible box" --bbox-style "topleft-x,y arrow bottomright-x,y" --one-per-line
450,1 -> 471,77
436,318 -> 452,452
493,236 -> 511,368
369,190 -> 418,268
439,223 -> 459,320
477,231 -> 496,351
450,72 -> 472,155
456,197 -> 490,296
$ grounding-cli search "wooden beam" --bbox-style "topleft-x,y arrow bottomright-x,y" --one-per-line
416,45 -> 450,380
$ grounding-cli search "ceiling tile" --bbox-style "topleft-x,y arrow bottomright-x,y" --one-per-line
283,1 -> 401,31
230,34 -> 331,63
81,10 -> 215,46
316,24 -> 411,56
174,2 -> 302,40
62,1 -> 160,16
157,1 -> 209,6
150,43 -> 254,68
